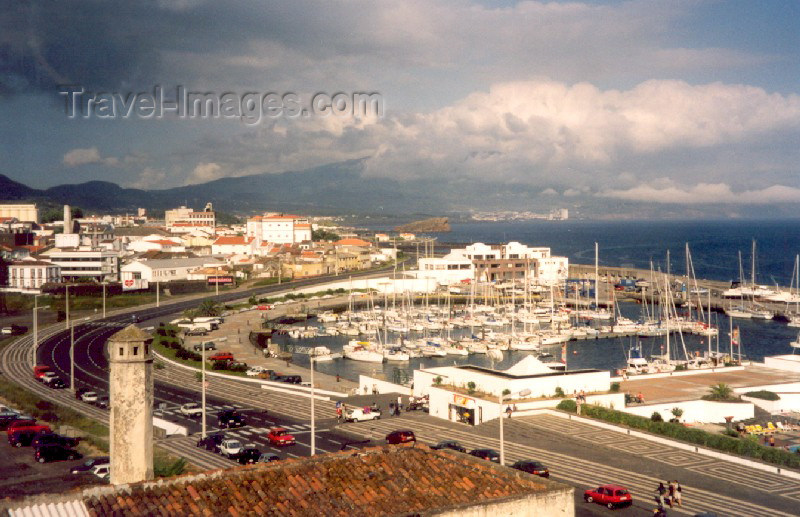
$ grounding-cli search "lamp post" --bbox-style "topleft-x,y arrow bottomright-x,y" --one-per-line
32,294 -> 47,368
69,316 -> 90,393
499,388 -> 530,466
201,345 -> 207,439
310,355 -> 316,456
65,284 -> 70,330
101,282 -> 106,318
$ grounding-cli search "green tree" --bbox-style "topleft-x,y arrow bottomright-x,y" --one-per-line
196,300 -> 221,317
466,381 -> 476,394
312,228 -> 340,242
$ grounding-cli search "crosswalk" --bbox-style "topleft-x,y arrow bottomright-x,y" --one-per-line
341,415 -> 798,517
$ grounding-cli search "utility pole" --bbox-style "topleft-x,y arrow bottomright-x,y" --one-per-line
102,282 -> 106,318
310,356 -> 316,456
65,284 -> 70,330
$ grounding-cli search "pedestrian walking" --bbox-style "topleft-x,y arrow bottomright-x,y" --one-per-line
672,480 -> 682,507
506,405 -> 513,419
397,395 -> 402,410
667,482 -> 675,508
389,402 -> 395,416
654,482 -> 667,509
769,435 -> 776,447
372,384 -> 378,395
336,406 -> 342,422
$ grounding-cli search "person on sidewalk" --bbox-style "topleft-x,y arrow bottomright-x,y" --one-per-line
506,405 -> 513,419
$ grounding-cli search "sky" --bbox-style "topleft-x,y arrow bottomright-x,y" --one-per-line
1,0 -> 799,207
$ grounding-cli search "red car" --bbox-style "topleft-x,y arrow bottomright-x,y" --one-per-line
209,352 -> 234,362
385,430 -> 416,445
584,484 -> 633,509
6,419 -> 50,437
267,427 -> 296,446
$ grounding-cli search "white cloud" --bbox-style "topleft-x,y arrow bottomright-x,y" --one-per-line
62,147 -> 119,167
599,183 -> 800,204
186,162 -> 223,185
127,167 -> 167,189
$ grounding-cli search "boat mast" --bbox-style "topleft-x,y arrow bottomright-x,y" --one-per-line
594,242 -> 599,311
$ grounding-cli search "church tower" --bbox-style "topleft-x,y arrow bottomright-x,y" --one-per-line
108,325 -> 154,485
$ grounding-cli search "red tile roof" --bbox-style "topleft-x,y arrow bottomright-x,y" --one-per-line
80,446 -> 554,516
335,238 -> 372,247
213,236 -> 253,246
145,239 -> 181,246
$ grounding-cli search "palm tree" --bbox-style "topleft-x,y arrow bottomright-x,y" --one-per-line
197,300 -> 222,317
708,383 -> 734,400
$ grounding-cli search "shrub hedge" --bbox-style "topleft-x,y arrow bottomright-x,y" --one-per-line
573,404 -> 800,469
743,390 -> 780,401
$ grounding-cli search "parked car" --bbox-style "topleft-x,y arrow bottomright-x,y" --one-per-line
217,408 -> 246,429
34,444 -> 82,463
583,484 -> 633,509
267,427 -> 296,446
431,440 -> 467,453
9,429 -> 39,447
32,432 -> 79,448
219,439 -> 244,458
385,430 -> 416,445
71,457 -> 110,474
344,407 -> 381,422
94,396 -> 110,409
180,403 -> 203,418
468,448 -> 500,463
237,446 -> 263,464
80,391 -> 98,403
209,352 -> 234,362
6,419 -> 50,437
193,342 -> 217,352
196,433 -> 225,452
185,328 -> 208,337
257,453 -> 280,463
246,366 -> 266,377
510,460 -> 549,478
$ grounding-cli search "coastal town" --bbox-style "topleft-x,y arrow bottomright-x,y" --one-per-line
1,201 -> 800,516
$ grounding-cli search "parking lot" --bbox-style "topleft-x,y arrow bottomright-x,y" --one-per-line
0,435 -> 105,499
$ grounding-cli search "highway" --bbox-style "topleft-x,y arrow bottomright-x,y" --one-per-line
3,269 -> 800,515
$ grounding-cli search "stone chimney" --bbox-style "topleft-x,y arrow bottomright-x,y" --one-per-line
107,325 -> 154,485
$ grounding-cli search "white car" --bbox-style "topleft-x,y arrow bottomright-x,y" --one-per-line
246,366 -> 266,377
81,391 -> 98,403
345,407 -> 381,422
219,439 -> 244,458
179,403 -> 203,417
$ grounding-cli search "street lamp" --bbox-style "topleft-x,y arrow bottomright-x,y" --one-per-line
201,344 -> 207,439
69,316 -> 91,392
101,281 -> 106,318
65,284 -> 70,330
310,355 -> 316,456
499,388 -> 531,466
32,294 -> 48,368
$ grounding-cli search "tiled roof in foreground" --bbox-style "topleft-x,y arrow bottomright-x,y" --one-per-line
82,445 -> 555,516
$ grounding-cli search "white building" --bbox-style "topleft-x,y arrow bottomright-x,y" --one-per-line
416,242 -> 568,286
121,257 -> 224,283
245,213 -> 312,245
126,237 -> 186,254
211,236 -> 256,255
412,356 -> 615,426
7,260 -> 61,292
165,204 -> 215,232
48,248 -> 120,282
0,203 -> 39,223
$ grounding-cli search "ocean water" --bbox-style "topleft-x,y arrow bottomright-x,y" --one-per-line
379,219 -> 800,286
289,219 -> 800,380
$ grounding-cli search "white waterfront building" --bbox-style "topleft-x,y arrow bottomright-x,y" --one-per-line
245,213 -> 312,245
416,241 -> 568,286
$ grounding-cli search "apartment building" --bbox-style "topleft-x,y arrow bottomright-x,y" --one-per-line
165,203 -> 216,231
245,213 -> 312,244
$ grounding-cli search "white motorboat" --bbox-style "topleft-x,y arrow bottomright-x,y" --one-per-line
343,341 -> 385,363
